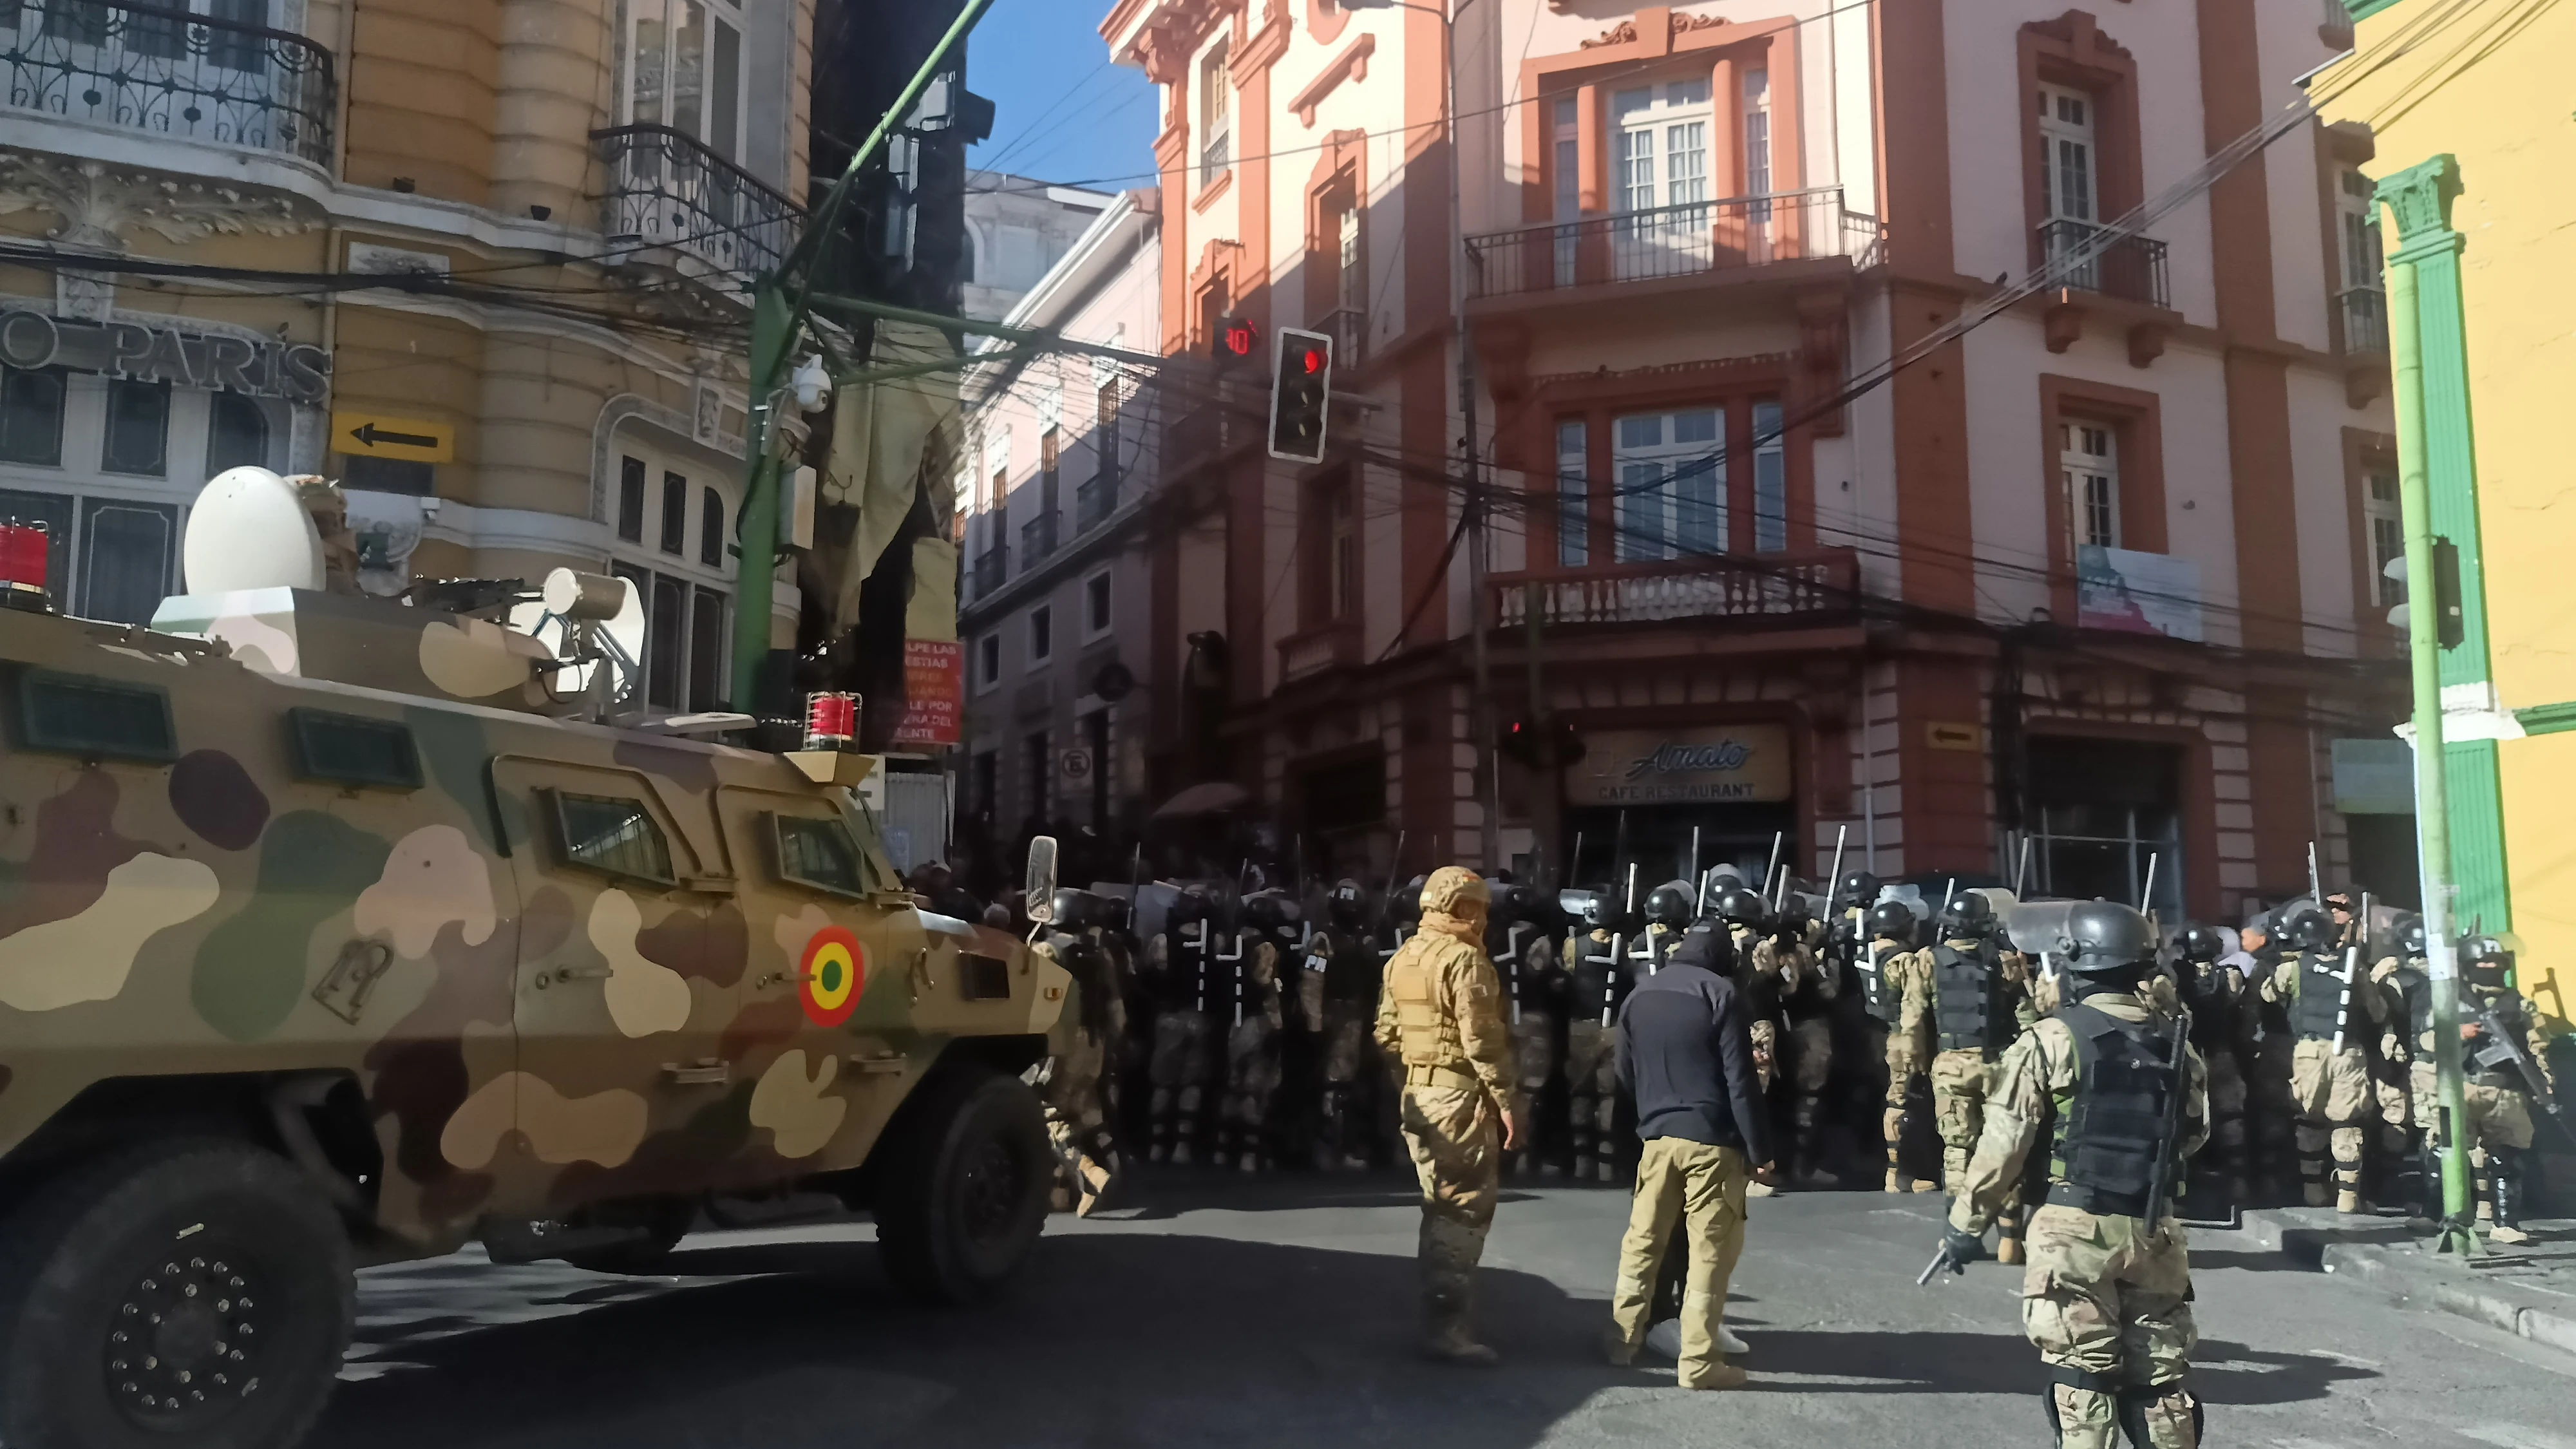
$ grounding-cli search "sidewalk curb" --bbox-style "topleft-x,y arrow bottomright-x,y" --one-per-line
2237,1209 -> 2576,1359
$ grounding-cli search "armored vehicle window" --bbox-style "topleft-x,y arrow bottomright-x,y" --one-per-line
772,813 -> 867,897
287,709 -> 422,789
16,670 -> 176,762
549,791 -> 675,886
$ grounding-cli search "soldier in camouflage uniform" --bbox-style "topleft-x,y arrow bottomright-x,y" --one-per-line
1146,886 -> 1224,1163
1491,884 -> 1567,1176
1218,890 -> 1292,1171
2174,923 -> 2256,1208
1562,893 -> 1632,1183
2410,934 -> 2549,1244
1036,888 -> 1122,1215
1303,880 -> 1385,1169
1861,899 -> 1938,1193
2258,905 -> 2392,1211
1767,894 -> 1841,1186
1929,890 -> 2035,1263
1938,902 -> 2208,1449
1708,887 -> 1778,1088
1377,866 -> 1525,1363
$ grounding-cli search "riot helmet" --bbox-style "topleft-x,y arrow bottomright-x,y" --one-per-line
1051,887 -> 1099,932
1644,881 -> 1696,929
1839,871 -> 1882,906
1864,898 -> 1918,945
2176,923 -> 2228,963
1937,890 -> 1996,940
1243,888 -> 1299,935
1714,886 -> 1770,930
1099,895 -> 1133,935
1328,878 -> 1367,928
2061,900 -> 2159,974
1394,875 -> 1429,927
1571,891 -> 1608,931
2278,905 -> 2335,954
1490,882 -> 1533,923
2395,913 -> 2426,958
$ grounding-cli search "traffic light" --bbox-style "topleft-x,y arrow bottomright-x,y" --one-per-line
2383,536 -> 2464,649
1212,313 -> 1260,366
1268,326 -> 1334,464
1499,717 -> 1586,768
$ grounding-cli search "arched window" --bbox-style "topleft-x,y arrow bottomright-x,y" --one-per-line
207,392 -> 269,474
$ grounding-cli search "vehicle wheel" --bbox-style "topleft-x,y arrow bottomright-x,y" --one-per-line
875,1068 -> 1051,1306
560,1197 -> 697,1274
0,1139 -> 354,1449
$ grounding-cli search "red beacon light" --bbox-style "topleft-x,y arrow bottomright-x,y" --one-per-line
802,691 -> 860,752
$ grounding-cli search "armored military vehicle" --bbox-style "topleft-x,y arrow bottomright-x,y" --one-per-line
0,469 -> 1069,1449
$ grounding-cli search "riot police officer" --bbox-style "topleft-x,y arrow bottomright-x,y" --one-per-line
1146,886 -> 1223,1163
1929,890 -> 2034,1262
2258,905 -> 2392,1211
1631,880 -> 1697,976
1861,898 -> 1937,1193
1305,879 -> 1385,1170
1768,893 -> 1841,1186
1037,887 -> 1123,1215
2385,915 -> 2436,1222
2418,935 -> 2550,1244
1562,893 -> 1633,1183
1935,901 -> 2207,1449
1219,889 -> 1293,1171
2174,923 -> 2256,1209
1491,884 -> 1568,1176
1706,886 -> 1777,1088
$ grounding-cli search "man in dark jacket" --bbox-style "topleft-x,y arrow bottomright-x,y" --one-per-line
1602,929 -> 1775,1390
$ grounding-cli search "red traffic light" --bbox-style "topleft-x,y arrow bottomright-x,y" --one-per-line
1224,319 -> 1260,357
1301,347 -> 1327,375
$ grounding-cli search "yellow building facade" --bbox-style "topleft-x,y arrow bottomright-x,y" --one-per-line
2316,0 -> 2575,1022
0,0 -> 811,712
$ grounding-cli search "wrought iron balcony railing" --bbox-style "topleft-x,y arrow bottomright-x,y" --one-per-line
2338,285 -> 2388,355
594,124 -> 800,284
1489,548 -> 1861,630
971,547 -> 1007,600
1019,510 -> 1057,567
1,0 -> 335,165
1074,475 -> 1116,531
2036,218 -> 2172,310
1464,187 -> 1884,301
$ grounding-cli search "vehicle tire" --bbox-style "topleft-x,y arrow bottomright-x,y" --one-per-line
0,1139 -> 355,1449
560,1197 -> 697,1274
874,1068 -> 1051,1306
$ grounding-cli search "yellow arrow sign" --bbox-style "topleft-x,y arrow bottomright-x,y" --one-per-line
1926,721 -> 1985,753
333,411 -> 453,462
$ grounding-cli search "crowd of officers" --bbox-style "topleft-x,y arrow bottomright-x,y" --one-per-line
933,859 -> 2555,1241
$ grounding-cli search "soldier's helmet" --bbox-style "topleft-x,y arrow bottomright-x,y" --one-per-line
2176,923 -> 2229,963
1839,870 -> 1883,905
1643,881 -> 1696,929
1937,890 -> 1996,938
1714,886 -> 1770,929
1569,890 -> 1607,930
1774,894 -> 1814,936
1328,878 -> 1366,927
2278,905 -> 2336,953
2395,913 -> 2427,957
1489,881 -> 1533,922
1051,887 -> 1099,931
1394,875 -> 1430,926
1243,888 -> 1300,934
1864,898 -> 1918,945
2061,900 -> 2159,974
1419,866 -> 1491,918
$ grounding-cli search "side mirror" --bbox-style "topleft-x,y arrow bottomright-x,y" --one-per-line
1025,836 -> 1059,924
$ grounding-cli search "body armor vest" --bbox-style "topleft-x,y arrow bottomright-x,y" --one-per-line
1383,940 -> 1467,1071
2465,989 -> 2533,1090
1499,923 -> 1551,1016
1862,942 -> 1906,1025
2286,952 -> 2351,1041
2047,1003 -> 2186,1217
1160,926 -> 1215,1012
2183,965 -> 2236,1055
1570,932 -> 1627,1026
2394,963 -> 2433,1052
1312,929 -> 1378,1005
1051,932 -> 1113,1036
1932,943 -> 2011,1056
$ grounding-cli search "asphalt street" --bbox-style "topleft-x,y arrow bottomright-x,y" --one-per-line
314,1177 -> 2576,1449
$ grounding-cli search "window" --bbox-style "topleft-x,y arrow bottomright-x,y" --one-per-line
1613,80 -> 1712,277
549,791 -> 675,884
2027,737 -> 2182,920
2338,167 -> 2381,293
1752,400 -> 1786,553
207,392 -> 269,474
1095,378 -> 1123,489
659,470 -> 688,556
0,367 -> 64,467
1199,37 -> 1233,189
101,379 -> 168,477
287,709 -> 422,790
687,588 -> 726,711
772,813 -> 867,896
2038,84 -> 2098,225
1329,483 -> 1359,620
968,750 -> 998,826
623,0 -> 748,162
1084,571 -> 1112,636
2062,421 -> 2119,550
976,632 -> 1001,690
1552,95 -> 1582,283
1613,408 -> 1724,562
2365,465 -> 2404,607
79,499 -> 176,625
1028,603 -> 1053,665
17,670 -> 176,763
699,487 -> 724,568
1557,420 -> 1589,568
1023,729 -> 1051,823
1743,70 -> 1772,204
647,574 -> 685,708
618,456 -> 647,543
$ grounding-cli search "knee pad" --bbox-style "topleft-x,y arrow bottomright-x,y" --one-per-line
2293,1124 -> 2328,1154
1178,1085 -> 1203,1114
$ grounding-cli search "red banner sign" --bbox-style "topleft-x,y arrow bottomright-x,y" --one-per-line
891,639 -> 961,747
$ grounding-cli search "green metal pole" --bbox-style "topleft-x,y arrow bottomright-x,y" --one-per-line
728,0 -> 999,714
2385,247 -> 2477,1255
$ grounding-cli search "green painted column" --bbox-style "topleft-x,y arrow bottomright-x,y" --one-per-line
2378,155 -> 2511,935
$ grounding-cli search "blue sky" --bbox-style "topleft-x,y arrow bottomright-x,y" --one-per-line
966,0 -> 1160,192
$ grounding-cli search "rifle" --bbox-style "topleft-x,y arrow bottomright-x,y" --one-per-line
2470,1002 -> 2576,1148
2142,1007 -> 2192,1230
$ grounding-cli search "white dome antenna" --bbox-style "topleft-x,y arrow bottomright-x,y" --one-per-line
183,467 -> 325,595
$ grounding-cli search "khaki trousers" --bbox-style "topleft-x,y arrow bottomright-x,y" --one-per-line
1607,1136 -> 1748,1388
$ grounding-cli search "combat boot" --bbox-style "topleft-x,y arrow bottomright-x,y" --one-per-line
1885,1165 -> 1906,1193
2336,1188 -> 2363,1215
2489,1148 -> 2532,1245
1421,1287 -> 1498,1366
1997,1230 -> 2025,1265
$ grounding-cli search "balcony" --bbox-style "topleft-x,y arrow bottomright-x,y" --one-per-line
1074,475 -> 1117,531
1464,187 -> 1883,303
971,547 -> 1007,600
595,124 -> 801,286
1277,618 -> 1361,685
1,0 -> 335,166
1019,511 -> 1057,568
1314,306 -> 1366,370
2338,285 -> 2388,355
1489,549 -> 1861,630
2037,218 -> 2170,310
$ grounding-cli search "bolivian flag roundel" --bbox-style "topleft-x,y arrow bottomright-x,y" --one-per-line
799,925 -> 867,1027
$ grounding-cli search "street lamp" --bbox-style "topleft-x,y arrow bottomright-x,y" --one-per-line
1341,0 -> 1507,877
